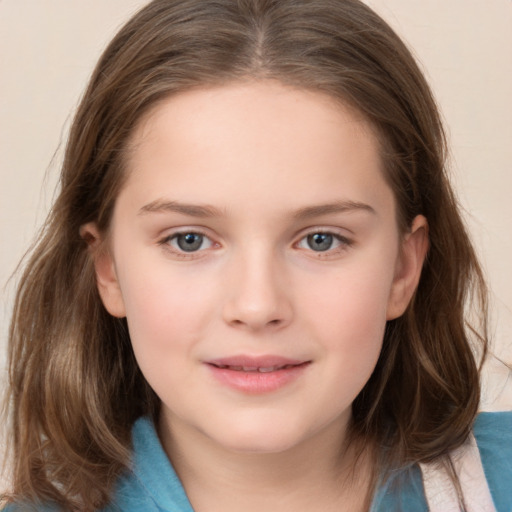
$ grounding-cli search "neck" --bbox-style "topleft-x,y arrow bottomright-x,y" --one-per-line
158,411 -> 374,512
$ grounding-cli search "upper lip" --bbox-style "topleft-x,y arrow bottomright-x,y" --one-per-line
206,355 -> 309,371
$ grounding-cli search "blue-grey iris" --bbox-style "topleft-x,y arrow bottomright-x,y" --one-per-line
177,233 -> 203,252
307,233 -> 333,251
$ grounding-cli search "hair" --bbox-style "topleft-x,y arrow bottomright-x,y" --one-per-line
2,0 -> 488,510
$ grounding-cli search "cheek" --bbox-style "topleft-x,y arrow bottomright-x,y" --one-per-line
116,264 -> 218,367
298,255 -> 396,364
315,281 -> 389,405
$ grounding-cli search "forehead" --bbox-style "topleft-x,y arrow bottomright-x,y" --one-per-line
120,81 -> 394,220
131,81 -> 374,155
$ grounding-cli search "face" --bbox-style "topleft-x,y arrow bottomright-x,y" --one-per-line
90,82 -> 427,456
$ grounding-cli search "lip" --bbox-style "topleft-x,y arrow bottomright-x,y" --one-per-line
205,355 -> 311,394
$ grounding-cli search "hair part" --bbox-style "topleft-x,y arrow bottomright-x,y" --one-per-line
3,0 -> 488,509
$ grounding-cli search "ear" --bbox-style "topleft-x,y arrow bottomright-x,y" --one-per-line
386,215 -> 429,320
80,222 -> 126,318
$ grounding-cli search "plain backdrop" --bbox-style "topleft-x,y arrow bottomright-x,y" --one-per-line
1,1 -> 511,466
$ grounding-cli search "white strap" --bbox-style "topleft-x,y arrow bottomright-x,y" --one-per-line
420,434 -> 496,512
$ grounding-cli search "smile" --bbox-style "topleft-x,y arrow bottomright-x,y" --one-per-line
210,363 -> 301,373
205,356 -> 311,393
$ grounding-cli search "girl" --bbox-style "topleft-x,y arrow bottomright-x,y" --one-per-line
2,0 -> 511,510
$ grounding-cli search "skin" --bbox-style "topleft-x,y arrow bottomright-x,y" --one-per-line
85,81 -> 428,511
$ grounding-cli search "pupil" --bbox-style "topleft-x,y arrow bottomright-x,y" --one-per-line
177,233 -> 203,252
308,233 -> 333,252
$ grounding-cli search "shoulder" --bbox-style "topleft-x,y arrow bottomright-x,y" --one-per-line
103,416 -> 194,512
1,418 -> 194,512
371,411 -> 512,512
473,409 -> 512,440
371,463 -> 429,512
473,410 -> 512,512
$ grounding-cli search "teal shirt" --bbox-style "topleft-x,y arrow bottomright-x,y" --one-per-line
5,411 -> 512,511
109,411 -> 512,512
371,411 -> 512,512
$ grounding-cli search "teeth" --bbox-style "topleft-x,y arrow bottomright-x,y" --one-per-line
213,363 -> 299,372
258,366 -> 277,373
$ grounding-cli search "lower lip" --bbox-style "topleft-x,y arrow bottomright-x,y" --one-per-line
206,363 -> 310,394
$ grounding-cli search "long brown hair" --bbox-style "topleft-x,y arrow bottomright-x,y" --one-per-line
3,0 -> 488,509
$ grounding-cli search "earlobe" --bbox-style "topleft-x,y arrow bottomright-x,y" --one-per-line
386,215 -> 429,320
80,222 -> 126,318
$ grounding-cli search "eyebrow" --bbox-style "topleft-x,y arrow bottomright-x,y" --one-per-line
292,200 -> 376,220
138,199 -> 376,218
139,200 -> 224,217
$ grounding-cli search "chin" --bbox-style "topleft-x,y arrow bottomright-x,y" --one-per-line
209,421 -> 310,455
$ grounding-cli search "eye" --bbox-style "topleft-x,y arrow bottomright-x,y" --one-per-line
165,232 -> 214,253
296,231 -> 351,252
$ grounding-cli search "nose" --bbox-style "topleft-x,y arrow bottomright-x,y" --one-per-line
222,247 -> 293,332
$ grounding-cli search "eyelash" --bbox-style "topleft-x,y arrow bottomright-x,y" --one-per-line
295,229 -> 353,257
158,230 -> 215,259
158,228 -> 353,259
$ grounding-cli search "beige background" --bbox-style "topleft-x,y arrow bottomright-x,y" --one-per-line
1,0 -> 511,464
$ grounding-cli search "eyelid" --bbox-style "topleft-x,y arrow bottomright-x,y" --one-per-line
156,225 -> 354,259
158,228 -> 219,258
294,227 -> 354,255
295,225 -> 353,240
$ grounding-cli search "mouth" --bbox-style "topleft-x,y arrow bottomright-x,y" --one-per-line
205,356 -> 311,393
208,363 -> 306,373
